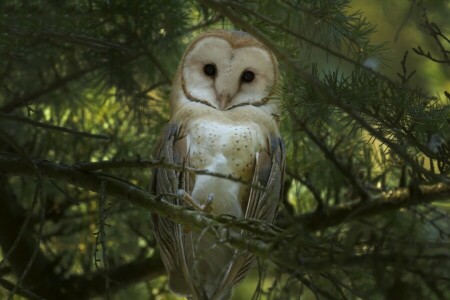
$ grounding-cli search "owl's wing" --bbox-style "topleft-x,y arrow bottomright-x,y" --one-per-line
244,134 -> 285,222
151,123 -> 197,297
213,134 -> 286,297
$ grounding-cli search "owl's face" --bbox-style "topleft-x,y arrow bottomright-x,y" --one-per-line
175,31 -> 279,112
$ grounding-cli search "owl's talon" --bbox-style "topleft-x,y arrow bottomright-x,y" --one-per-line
178,190 -> 203,211
178,190 -> 214,213
202,193 -> 214,213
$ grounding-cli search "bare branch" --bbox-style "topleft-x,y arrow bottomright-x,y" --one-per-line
413,7 -> 450,65
74,158 -> 262,189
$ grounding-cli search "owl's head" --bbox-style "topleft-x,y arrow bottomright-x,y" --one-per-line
172,30 -> 279,114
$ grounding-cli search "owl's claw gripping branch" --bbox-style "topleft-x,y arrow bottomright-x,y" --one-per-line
202,193 -> 214,213
177,189 -> 214,213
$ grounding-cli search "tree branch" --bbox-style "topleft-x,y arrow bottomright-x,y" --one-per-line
74,158 -> 262,189
0,154 -> 449,300
6,26 -> 131,53
75,158 -> 448,233
0,61 -> 107,113
299,121 -> 370,200
413,7 -> 450,66
0,176 -> 60,300
1,154 -> 449,252
0,278 -> 46,300
0,155 -> 273,257
0,49 -> 158,113
0,113 -> 110,140
59,256 -> 164,299
297,182 -> 450,230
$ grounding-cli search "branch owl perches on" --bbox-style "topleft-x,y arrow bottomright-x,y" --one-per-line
151,30 -> 285,300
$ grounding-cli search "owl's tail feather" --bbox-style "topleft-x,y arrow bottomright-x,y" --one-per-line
168,224 -> 200,299
209,250 -> 254,300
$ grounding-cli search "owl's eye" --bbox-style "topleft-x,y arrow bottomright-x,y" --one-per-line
203,64 -> 216,77
241,70 -> 255,83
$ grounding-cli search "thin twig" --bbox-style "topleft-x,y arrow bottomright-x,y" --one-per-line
7,26 -> 131,53
74,158 -> 263,189
413,6 -> 450,65
94,180 -> 111,300
0,278 -> 47,300
0,113 -> 110,140
299,121 -> 370,200
0,131 -> 47,300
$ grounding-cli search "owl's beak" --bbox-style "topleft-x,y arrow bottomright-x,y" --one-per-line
218,93 -> 232,110
216,77 -> 237,110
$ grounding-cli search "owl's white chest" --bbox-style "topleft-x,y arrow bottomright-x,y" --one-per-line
188,119 -> 264,218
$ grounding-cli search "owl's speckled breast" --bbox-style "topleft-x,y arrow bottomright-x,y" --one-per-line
188,117 -> 264,218
172,102 -> 278,218
190,120 -> 258,180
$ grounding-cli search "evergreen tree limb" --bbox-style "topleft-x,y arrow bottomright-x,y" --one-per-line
0,177 -> 58,299
58,256 -> 165,299
198,0 -> 450,184
227,1 -> 386,78
413,6 -> 450,65
0,154 -> 449,248
1,155 -> 449,298
0,113 -> 110,140
0,278 -> 46,300
0,177 -> 165,299
0,154 -> 273,256
296,182 -> 450,230
0,16 -> 224,114
6,26 -> 131,53
0,61 -> 107,113
298,120 -> 370,200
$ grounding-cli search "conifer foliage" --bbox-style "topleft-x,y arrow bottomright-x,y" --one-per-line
0,0 -> 449,299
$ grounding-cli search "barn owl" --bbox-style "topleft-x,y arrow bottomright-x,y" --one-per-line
152,30 -> 285,300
